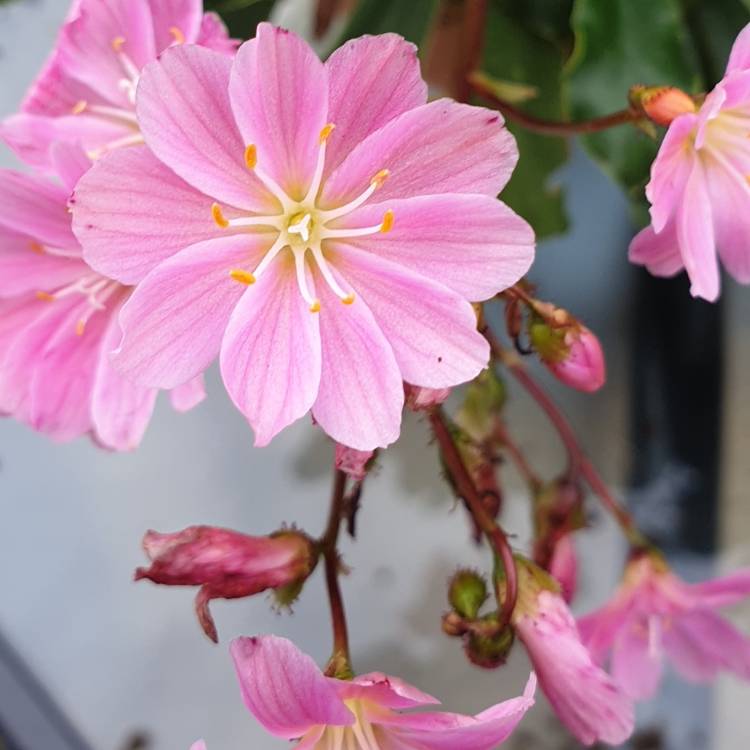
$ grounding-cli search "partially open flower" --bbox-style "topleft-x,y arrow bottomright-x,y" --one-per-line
135,526 -> 317,642
334,443 -> 375,482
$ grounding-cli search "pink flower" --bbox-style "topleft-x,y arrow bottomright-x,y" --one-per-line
0,157 -> 204,450
548,534 -> 578,604
72,24 -> 535,450
578,555 -> 750,700
514,589 -> 634,745
334,444 -> 374,482
230,635 -> 536,749
404,383 -> 452,411
190,743 -> 206,750
1,0 -> 237,170
629,23 -> 750,301
135,527 -> 316,642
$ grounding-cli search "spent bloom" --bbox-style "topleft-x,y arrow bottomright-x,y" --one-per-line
135,526 -> 317,642
0,155 -> 204,450
512,561 -> 634,746
230,635 -> 536,750
578,554 -> 750,700
73,23 -> 535,450
1,0 -> 237,169
629,23 -> 750,301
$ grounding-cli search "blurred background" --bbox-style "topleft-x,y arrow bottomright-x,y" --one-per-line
1,0 -> 749,748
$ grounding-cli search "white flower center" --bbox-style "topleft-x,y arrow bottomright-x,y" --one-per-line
300,699 -> 387,749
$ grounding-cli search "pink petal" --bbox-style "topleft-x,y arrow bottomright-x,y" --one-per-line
229,25 -> 328,200
321,100 -> 518,207
229,636 -> 354,739
726,23 -> 750,74
687,569 -> 750,608
136,46 -> 275,212
73,145 -> 230,284
189,742 -> 206,750
335,673 -> 440,709
311,273 -> 404,450
336,193 -> 533,300
0,170 -> 77,251
196,12 -> 239,55
91,299 -> 159,451
324,33 -> 427,179
112,235 -> 272,388
664,609 -> 750,682
677,159 -> 719,301
147,0 -> 203,51
50,142 -> 92,191
170,375 -> 207,413
628,221 -> 684,277
220,258 -> 322,446
329,245 -> 489,388
610,622 -> 663,700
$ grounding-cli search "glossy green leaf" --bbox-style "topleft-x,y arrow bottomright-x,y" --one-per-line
335,0 -> 439,47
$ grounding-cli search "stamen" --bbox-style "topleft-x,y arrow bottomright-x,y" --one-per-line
310,244 -> 354,305
28,241 -> 45,254
320,213 -> 391,240
243,144 -> 293,211
169,26 -> 185,45
71,100 -> 88,115
230,269 -> 256,285
380,209 -> 394,234
111,36 -> 126,52
309,299 -> 321,313
212,203 -> 230,229
85,133 -> 145,160
249,236 -> 287,283
36,291 -> 55,302
319,168 -> 390,221
75,319 -> 87,336
292,248 -> 319,312
244,144 -> 257,170
85,104 -> 139,125
371,169 -> 390,188
304,123 -> 336,204
319,123 -> 336,144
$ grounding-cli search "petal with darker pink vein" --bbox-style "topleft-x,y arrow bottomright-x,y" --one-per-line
629,220 -> 685,278
726,23 -> 750,74
170,374 -> 207,413
687,569 -> 750,608
611,623 -> 663,700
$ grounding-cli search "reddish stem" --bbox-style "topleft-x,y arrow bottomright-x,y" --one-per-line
457,0 -> 489,103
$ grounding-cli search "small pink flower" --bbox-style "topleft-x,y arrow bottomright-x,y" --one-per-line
548,534 -> 578,604
546,325 -> 606,393
135,527 -> 316,642
514,589 -> 634,746
629,23 -> 750,301
1,0 -> 237,169
0,158 -> 204,450
578,555 -> 750,700
404,383 -> 452,411
335,444 -> 374,482
72,23 -> 535,450
190,743 -> 206,750
230,635 -> 536,749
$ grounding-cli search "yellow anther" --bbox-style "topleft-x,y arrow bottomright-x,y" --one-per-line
319,123 -> 336,144
309,300 -> 321,313
71,100 -> 87,115
36,291 -> 55,302
112,36 -> 126,52
28,241 -> 45,254
230,269 -> 256,285
342,294 -> 355,305
380,209 -> 394,234
371,169 -> 390,189
75,319 -> 86,336
244,144 -> 258,170
169,26 -> 185,45
211,203 -> 229,229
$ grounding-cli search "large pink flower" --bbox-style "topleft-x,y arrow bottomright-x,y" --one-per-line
630,23 -> 750,301
230,635 -> 536,749
514,589 -> 634,746
0,155 -> 204,450
1,0 -> 237,169
73,24 -> 535,450
578,554 -> 750,700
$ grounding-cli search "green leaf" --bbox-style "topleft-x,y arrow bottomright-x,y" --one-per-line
565,0 -> 699,212
204,0 -> 276,39
335,0 -> 440,48
481,2 -> 570,238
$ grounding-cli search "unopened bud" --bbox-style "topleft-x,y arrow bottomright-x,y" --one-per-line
464,616 -> 515,669
135,526 -> 317,642
455,369 -> 506,441
449,569 -> 488,619
630,85 -> 696,126
335,443 -> 376,482
404,383 -> 451,411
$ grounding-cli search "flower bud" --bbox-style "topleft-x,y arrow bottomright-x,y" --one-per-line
548,534 -> 578,604
448,569 -> 488,619
335,443 -> 376,481
135,526 -> 317,642
404,383 -> 451,411
630,84 -> 696,126
464,616 -> 515,670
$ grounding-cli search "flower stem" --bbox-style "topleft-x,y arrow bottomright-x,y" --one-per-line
456,0 -> 490,103
469,75 -> 640,136
321,467 -> 352,678
429,408 -> 518,625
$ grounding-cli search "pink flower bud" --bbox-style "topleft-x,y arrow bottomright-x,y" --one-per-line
404,384 -> 451,411
548,534 -> 578,604
135,526 -> 317,642
631,85 -> 697,126
335,443 -> 375,481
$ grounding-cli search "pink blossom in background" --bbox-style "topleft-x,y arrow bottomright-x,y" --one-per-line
578,554 -> 750,700
629,23 -> 750,301
514,589 -> 634,746
72,23 -> 535,450
0,157 -> 204,450
135,527 -> 316,642
1,0 -> 237,170
546,325 -> 606,393
230,635 -> 536,749
189,743 -> 206,750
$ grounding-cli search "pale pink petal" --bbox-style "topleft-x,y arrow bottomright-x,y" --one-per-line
229,25 -> 328,200
687,569 -> 750,608
146,0 -> 202,51
73,145 -> 230,284
112,235 -> 272,388
335,193 -> 533,300
311,274 -> 404,450
324,33 -> 427,178
0,170 -> 77,251
334,673 -> 440,709
321,100 -> 518,207
195,12 -> 239,55
220,258 -> 321,446
189,742 -> 206,750
229,636 -> 354,739
628,221 -> 685,277
50,141 -> 92,191
677,159 -> 719,301
610,623 -> 663,700
664,609 -> 750,682
91,301 -> 159,451
136,46 -> 275,212
58,0 -> 156,108
170,375 -> 207,413
329,245 -> 489,388
726,23 -> 750,74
